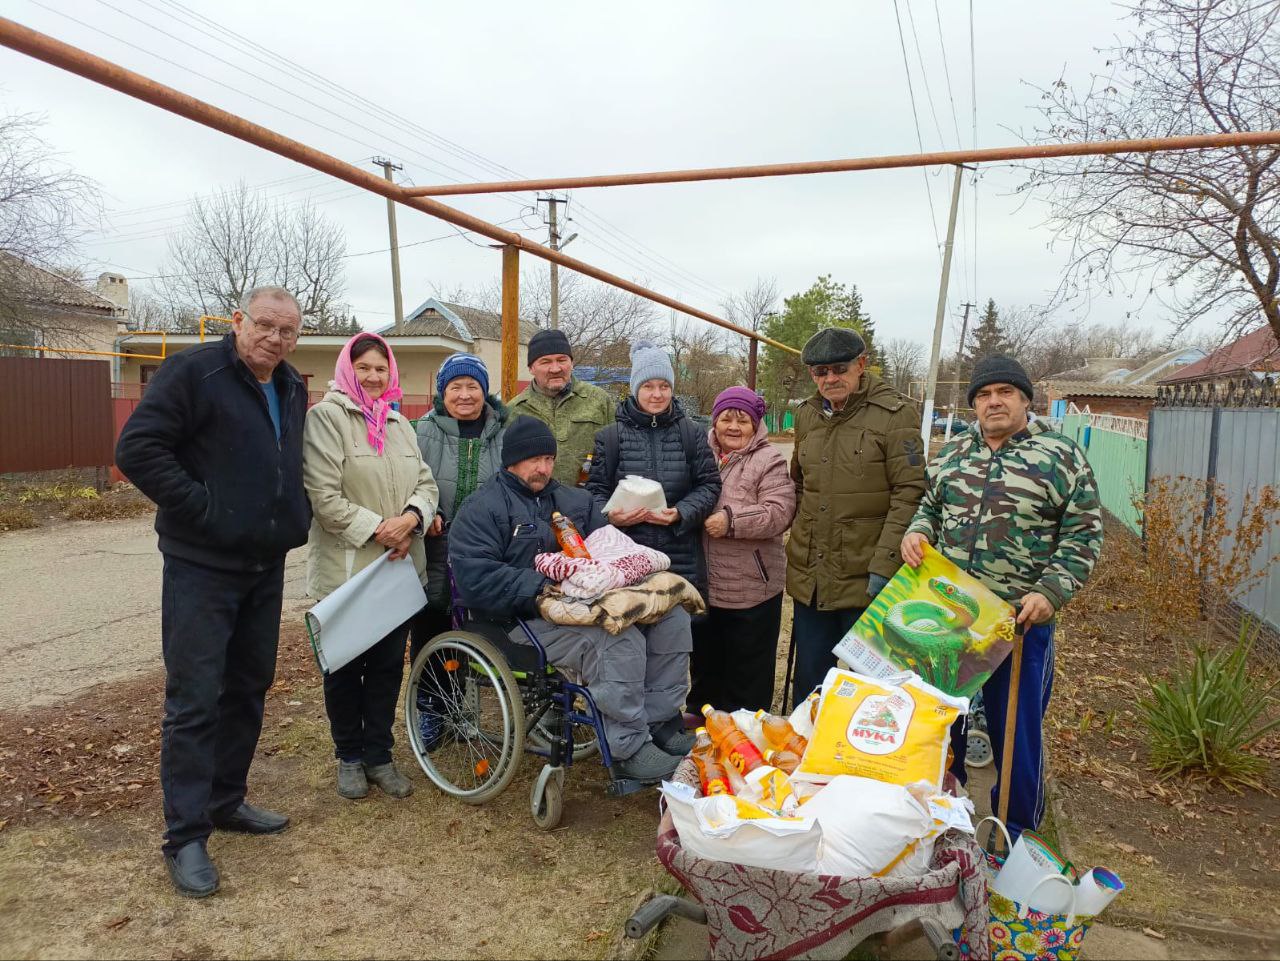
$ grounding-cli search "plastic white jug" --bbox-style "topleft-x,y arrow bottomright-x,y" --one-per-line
1073,867 -> 1124,917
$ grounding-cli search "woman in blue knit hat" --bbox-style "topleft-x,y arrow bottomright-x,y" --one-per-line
409,352 -> 507,746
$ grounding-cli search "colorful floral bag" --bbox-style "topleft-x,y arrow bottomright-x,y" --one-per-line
954,820 -> 1096,961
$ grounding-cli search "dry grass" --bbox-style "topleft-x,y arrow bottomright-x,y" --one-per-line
0,505 -> 38,532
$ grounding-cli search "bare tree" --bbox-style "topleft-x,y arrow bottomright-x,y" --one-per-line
163,182 -> 347,322
1025,0 -> 1280,340
0,112 -> 101,342
881,337 -> 927,395
722,277 -> 780,360
669,316 -> 743,414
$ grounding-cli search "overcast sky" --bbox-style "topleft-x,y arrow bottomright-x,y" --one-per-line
1,0 -> 1178,349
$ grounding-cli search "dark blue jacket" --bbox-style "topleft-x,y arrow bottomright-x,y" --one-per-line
115,334 -> 311,572
448,469 -> 603,621
586,396 -> 721,594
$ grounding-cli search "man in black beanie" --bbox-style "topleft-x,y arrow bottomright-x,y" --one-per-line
448,417 -> 693,783
507,328 -> 616,488
902,354 -> 1103,842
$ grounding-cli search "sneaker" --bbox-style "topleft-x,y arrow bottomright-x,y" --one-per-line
416,689 -> 447,752
364,761 -> 414,798
337,760 -> 368,799
616,742 -> 682,782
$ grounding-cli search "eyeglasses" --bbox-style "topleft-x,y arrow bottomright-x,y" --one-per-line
808,363 -> 851,378
246,314 -> 300,343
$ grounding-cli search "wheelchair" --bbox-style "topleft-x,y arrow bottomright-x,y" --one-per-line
402,576 -> 653,830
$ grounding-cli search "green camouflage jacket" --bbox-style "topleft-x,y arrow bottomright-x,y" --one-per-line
506,376 -> 616,488
906,418 -> 1103,611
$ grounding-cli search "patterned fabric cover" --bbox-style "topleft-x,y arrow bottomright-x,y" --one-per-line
536,571 -> 705,635
655,760 -> 990,961
534,524 -> 670,599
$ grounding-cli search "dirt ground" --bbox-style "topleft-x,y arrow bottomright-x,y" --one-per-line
0,624 -> 669,960
1048,522 -> 1280,936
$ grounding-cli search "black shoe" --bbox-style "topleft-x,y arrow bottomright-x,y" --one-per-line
164,840 -> 219,898
211,802 -> 289,835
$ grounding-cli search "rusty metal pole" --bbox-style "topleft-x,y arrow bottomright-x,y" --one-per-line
747,338 -> 759,392
404,129 -> 1280,196
501,246 -> 520,401
0,18 -> 797,357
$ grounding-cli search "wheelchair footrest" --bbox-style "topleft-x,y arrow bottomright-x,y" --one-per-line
606,775 -> 652,798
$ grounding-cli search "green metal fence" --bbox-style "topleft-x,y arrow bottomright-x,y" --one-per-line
765,409 -> 795,433
1060,413 -> 1146,533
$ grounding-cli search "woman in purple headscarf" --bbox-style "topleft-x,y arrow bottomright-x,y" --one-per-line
692,387 -> 797,711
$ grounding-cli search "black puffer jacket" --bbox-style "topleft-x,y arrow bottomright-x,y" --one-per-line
586,397 -> 722,595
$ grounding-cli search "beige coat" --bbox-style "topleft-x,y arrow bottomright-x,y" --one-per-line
303,389 -> 439,599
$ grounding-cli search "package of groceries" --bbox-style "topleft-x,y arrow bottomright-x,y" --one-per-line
832,543 -> 1015,698
601,475 -> 667,515
801,776 -> 975,878
794,667 -> 968,790
661,780 -> 821,873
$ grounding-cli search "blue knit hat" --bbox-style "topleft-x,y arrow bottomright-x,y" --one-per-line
629,339 -> 675,396
436,353 -> 489,398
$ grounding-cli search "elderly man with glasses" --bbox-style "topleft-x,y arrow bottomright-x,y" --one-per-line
785,327 -> 926,706
116,286 -> 311,898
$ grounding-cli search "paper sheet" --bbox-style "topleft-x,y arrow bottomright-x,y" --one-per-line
305,551 -> 426,675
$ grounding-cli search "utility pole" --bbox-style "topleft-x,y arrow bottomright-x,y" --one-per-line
373,158 -> 405,333
539,195 -> 569,329
949,301 -> 976,410
921,164 -> 968,445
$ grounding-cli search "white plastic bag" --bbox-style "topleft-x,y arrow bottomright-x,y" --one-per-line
801,776 -> 975,879
602,475 -> 667,514
661,780 -> 821,874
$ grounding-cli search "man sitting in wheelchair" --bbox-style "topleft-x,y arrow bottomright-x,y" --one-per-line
449,418 -> 695,782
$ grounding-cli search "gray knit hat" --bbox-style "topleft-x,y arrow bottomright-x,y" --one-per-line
629,339 -> 675,396
967,355 -> 1034,407
801,327 -> 866,366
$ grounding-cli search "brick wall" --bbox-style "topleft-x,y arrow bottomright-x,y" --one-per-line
1062,394 -> 1154,419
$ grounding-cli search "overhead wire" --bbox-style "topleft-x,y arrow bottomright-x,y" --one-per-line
969,0 -> 979,304
891,0 -> 942,254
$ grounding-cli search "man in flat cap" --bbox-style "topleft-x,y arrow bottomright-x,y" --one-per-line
786,327 -> 925,705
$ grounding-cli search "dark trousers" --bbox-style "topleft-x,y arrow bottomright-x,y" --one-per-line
160,553 -> 284,854
948,622 -> 1056,841
408,606 -> 453,665
322,621 -> 411,765
689,594 -> 783,712
790,597 -> 863,708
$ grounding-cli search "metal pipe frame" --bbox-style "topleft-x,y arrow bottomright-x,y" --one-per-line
0,17 -> 798,356
404,129 -> 1280,196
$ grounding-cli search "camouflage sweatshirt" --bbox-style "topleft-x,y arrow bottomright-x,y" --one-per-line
905,419 -> 1103,611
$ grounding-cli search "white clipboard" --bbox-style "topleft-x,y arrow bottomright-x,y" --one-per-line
304,551 -> 426,675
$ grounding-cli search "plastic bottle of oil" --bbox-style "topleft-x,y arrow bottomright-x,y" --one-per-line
755,709 -> 809,756
764,748 -> 802,775
576,453 -> 593,487
550,510 -> 591,559
691,727 -> 733,796
701,704 -> 765,775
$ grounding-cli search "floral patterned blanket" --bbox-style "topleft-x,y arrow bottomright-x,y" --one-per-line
655,761 -> 989,960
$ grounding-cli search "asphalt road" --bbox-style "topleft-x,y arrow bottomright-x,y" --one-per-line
0,515 -> 309,711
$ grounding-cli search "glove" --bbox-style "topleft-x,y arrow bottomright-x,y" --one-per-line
866,573 -> 889,599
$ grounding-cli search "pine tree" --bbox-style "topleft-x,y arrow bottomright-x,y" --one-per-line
962,299 -> 1008,366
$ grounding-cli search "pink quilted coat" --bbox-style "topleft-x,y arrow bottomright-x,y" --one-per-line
703,420 -> 797,609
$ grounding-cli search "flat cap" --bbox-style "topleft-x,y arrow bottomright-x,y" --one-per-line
801,327 -> 867,366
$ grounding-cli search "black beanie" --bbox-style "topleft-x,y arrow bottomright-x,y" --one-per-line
967,355 -> 1034,407
527,328 -> 573,365
501,417 -> 557,468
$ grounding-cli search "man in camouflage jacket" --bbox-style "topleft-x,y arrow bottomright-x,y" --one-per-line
902,354 -> 1102,840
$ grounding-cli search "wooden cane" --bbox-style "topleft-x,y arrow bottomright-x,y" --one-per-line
996,618 -> 1026,857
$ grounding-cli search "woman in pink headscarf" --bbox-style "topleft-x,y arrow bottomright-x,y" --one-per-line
302,333 -> 439,803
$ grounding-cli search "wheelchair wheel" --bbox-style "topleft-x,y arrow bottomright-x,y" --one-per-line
404,631 -> 525,804
966,729 -> 994,769
526,692 -> 600,762
531,773 -> 564,830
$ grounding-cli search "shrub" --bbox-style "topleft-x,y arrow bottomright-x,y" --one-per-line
18,483 -> 99,506
0,505 -> 39,532
1141,619 -> 1280,789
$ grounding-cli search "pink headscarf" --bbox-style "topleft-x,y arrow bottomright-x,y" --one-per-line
334,332 -> 403,455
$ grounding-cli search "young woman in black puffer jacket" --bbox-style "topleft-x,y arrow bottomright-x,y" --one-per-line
585,340 -> 722,599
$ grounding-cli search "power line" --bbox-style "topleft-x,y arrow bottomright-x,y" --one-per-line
903,0 -> 948,150
969,0 -> 979,304
932,0 -> 964,149
892,0 -> 942,253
